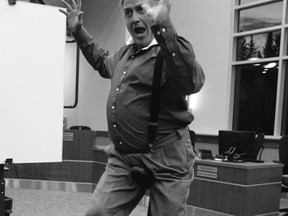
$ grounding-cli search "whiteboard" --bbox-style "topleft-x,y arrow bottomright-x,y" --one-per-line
0,1 -> 66,163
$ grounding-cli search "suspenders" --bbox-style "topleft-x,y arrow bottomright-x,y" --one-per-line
147,50 -> 164,150
131,51 -> 164,216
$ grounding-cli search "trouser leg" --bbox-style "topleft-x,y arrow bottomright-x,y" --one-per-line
85,145 -> 146,216
145,128 -> 195,216
85,127 -> 195,216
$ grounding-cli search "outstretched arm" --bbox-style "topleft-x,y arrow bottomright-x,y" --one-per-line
59,0 -> 112,78
143,0 -> 205,95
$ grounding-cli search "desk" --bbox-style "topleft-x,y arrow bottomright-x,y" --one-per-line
188,159 -> 283,216
62,130 -> 97,161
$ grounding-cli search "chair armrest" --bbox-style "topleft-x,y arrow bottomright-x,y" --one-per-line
273,160 -> 282,164
282,175 -> 288,186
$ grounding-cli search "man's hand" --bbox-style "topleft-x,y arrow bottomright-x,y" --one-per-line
59,0 -> 83,33
142,0 -> 171,25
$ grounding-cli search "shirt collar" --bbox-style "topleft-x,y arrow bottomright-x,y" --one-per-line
126,37 -> 158,50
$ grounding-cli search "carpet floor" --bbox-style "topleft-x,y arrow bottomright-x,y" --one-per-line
5,188 -> 148,216
5,187 -> 288,216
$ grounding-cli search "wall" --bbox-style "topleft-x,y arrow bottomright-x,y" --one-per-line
170,0 -> 233,135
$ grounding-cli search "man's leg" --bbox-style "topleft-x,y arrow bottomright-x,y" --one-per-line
85,145 -> 146,216
146,128 -> 195,216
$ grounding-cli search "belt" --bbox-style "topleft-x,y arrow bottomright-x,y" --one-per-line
151,127 -> 186,152
116,127 -> 188,154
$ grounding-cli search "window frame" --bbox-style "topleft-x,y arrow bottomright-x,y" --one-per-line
231,0 -> 288,136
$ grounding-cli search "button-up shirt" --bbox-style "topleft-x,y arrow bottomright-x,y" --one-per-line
73,18 -> 205,153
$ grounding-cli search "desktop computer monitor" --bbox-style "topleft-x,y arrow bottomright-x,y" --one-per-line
218,130 -> 257,160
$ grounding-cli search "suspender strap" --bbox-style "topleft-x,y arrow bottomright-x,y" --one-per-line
148,51 -> 164,146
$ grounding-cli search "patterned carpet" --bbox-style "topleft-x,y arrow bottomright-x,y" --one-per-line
5,188 -> 148,216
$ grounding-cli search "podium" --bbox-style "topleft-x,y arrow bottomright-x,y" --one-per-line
189,159 -> 283,216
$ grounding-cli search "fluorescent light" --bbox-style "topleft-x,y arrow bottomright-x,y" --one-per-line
248,57 -> 259,61
264,62 -> 277,69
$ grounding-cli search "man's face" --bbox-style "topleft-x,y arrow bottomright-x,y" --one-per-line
122,0 -> 154,48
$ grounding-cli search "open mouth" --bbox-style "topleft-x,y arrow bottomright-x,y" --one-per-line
134,27 -> 146,35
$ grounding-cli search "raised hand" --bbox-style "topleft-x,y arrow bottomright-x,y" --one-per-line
59,0 -> 83,33
142,0 -> 171,24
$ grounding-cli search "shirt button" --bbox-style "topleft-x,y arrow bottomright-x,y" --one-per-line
116,88 -> 119,92
123,71 -> 126,75
113,124 -> 116,128
157,31 -> 161,35
162,28 -> 166,33
172,53 -> 176,57
119,141 -> 123,145
131,55 -> 134,59
112,106 -> 115,109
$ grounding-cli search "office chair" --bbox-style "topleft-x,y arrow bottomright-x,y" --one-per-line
279,135 -> 288,215
255,132 -> 265,160
4,158 -> 18,178
189,130 -> 197,154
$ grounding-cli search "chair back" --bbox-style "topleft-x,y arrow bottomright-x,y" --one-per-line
70,125 -> 91,130
189,130 -> 196,149
255,132 -> 265,160
189,130 -> 197,154
279,135 -> 288,174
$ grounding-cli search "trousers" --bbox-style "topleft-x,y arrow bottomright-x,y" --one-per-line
85,127 -> 195,216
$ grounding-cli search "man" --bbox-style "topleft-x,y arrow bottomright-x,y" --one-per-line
60,0 -> 205,215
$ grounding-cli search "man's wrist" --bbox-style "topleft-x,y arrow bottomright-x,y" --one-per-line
71,24 -> 83,34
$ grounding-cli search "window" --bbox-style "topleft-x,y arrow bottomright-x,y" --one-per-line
233,63 -> 278,134
232,0 -> 288,135
238,2 -> 282,32
236,31 -> 281,61
240,0 -> 260,4
282,61 -> 288,134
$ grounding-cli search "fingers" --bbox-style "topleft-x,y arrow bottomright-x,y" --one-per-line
141,3 -> 152,14
155,0 -> 171,8
60,0 -> 82,11
76,0 -> 82,10
59,9 -> 68,15
61,1 -> 71,10
159,0 -> 171,6
70,0 -> 76,8
78,11 -> 83,20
